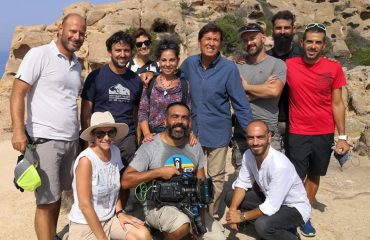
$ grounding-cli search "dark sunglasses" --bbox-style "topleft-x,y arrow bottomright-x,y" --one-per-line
93,129 -> 117,139
305,23 -> 326,32
135,40 -> 151,48
158,43 -> 178,51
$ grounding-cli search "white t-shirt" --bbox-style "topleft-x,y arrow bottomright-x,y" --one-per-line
15,41 -> 82,140
69,145 -> 123,224
233,146 -> 311,222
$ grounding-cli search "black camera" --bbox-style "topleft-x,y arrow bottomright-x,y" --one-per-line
149,171 -> 213,235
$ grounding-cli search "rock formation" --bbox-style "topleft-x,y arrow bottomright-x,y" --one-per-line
1,0 -> 369,154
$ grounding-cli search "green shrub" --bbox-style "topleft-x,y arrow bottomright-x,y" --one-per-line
215,14 -> 244,57
345,30 -> 370,67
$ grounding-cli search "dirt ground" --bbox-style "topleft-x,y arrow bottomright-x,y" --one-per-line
1,132 -> 370,239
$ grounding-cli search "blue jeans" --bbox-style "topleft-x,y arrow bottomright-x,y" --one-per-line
225,190 -> 304,240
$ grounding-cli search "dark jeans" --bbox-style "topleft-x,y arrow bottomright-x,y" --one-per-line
225,190 -> 304,240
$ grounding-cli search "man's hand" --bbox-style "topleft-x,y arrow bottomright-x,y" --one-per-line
158,166 -> 181,180
266,74 -> 278,83
140,72 -> 154,88
226,209 -> 243,225
11,130 -> 28,154
334,139 -> 350,155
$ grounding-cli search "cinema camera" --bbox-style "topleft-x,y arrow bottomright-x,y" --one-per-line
149,157 -> 213,235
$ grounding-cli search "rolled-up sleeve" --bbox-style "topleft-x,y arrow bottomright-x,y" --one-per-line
232,153 -> 254,190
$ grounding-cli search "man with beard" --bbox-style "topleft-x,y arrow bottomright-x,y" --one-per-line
267,10 -> 302,156
122,102 -> 225,240
232,23 -> 286,170
81,31 -> 142,167
10,13 -> 86,240
286,24 -> 350,237
225,120 -> 310,240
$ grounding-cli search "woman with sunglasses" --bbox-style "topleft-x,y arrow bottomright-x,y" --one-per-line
68,111 -> 151,240
127,28 -> 160,77
138,38 -> 196,144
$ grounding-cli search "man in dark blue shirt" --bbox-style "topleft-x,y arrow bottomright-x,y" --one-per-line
181,23 -> 253,218
81,31 -> 142,167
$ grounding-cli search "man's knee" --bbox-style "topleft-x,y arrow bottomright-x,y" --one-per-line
224,191 -> 233,207
164,223 -> 190,240
254,217 -> 273,239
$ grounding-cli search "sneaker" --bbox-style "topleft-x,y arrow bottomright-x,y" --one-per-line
300,219 -> 316,237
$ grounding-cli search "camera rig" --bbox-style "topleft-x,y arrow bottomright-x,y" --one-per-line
149,158 -> 213,236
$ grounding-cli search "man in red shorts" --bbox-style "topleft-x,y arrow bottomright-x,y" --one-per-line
286,23 -> 350,237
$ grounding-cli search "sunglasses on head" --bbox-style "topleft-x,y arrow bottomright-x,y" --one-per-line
158,43 -> 178,51
305,23 -> 326,32
135,40 -> 151,48
93,129 -> 117,139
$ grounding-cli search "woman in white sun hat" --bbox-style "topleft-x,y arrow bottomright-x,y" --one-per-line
68,111 -> 151,240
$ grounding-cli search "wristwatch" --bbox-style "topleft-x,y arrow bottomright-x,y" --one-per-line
240,211 -> 246,222
338,135 -> 348,141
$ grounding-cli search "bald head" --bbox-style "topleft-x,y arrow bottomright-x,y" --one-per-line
246,120 -> 269,135
61,13 -> 86,26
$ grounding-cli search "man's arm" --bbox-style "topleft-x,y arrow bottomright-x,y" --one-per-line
241,75 -> 285,99
10,79 -> 31,153
332,88 -> 350,154
122,165 -> 180,189
80,99 -> 93,132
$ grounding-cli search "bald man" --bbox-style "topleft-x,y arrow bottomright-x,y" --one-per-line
225,120 -> 310,240
10,13 -> 86,240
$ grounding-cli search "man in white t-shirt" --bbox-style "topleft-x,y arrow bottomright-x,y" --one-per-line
10,13 -> 86,240
225,120 -> 310,240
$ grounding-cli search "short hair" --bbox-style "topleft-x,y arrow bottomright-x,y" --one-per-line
132,28 -> 151,41
106,31 -> 134,51
303,27 -> 326,42
165,102 -> 190,117
246,119 -> 269,134
61,13 -> 86,26
198,22 -> 224,42
155,38 -> 180,60
271,10 -> 295,27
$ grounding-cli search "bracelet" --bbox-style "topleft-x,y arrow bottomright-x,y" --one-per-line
115,209 -> 125,217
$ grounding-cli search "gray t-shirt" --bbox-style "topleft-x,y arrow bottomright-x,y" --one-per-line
237,55 -> 286,129
129,134 -> 205,211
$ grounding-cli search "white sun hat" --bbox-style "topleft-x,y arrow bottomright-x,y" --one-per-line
80,111 -> 129,142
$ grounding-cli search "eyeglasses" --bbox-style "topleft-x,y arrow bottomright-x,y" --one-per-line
305,23 -> 326,32
135,40 -> 151,48
93,129 -> 117,139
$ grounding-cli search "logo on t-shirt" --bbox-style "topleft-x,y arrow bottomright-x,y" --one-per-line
164,154 -> 195,173
109,84 -> 130,102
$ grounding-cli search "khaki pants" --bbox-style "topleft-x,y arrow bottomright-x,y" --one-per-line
203,146 -> 228,217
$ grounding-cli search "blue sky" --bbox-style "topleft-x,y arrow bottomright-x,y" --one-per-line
0,0 -> 119,53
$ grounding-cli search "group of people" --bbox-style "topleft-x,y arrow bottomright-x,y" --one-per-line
10,9 -> 350,240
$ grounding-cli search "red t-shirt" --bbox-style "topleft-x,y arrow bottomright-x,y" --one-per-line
286,57 -> 346,135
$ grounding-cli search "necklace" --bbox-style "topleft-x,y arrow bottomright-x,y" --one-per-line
159,75 -> 176,96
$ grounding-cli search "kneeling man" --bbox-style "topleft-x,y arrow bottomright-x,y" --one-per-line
123,102 -> 225,240
225,120 -> 310,240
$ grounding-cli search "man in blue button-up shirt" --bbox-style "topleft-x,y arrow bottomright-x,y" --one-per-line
181,22 -> 253,217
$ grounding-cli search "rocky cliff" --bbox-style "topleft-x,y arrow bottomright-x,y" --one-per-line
1,0 -> 369,154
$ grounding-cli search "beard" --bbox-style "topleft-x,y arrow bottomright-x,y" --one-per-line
166,123 -> 188,140
245,43 -> 264,57
273,34 -> 294,53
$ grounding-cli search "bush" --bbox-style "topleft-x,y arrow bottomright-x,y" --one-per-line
215,14 -> 244,57
345,30 -> 370,67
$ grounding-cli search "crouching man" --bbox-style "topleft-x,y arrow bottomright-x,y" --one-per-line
122,102 -> 225,240
225,120 -> 310,240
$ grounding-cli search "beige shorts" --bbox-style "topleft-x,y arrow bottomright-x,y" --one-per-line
69,216 -> 132,240
146,206 -> 225,239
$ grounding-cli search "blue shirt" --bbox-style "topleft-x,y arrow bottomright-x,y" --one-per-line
181,54 -> 253,148
81,64 -> 143,135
